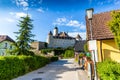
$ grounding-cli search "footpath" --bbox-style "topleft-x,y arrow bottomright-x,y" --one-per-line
74,62 -> 91,80
13,59 -> 90,80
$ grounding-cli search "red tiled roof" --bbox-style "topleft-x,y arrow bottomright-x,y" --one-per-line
0,35 -> 14,42
53,32 -> 75,39
59,32 -> 69,37
86,11 -> 114,40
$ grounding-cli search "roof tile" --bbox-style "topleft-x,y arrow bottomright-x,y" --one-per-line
0,35 -> 14,42
86,11 -> 114,40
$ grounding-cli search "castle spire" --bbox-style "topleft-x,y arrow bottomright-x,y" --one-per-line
53,26 -> 58,36
48,31 -> 53,35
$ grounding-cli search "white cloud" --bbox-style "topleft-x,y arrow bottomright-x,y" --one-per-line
37,8 -> 44,13
9,12 -> 30,18
79,22 -> 86,30
57,17 -> 67,23
0,18 -> 15,23
53,17 -> 86,30
68,32 -> 86,40
15,0 -> 43,10
20,1 -> 28,7
9,12 -> 14,15
5,18 -> 15,23
15,0 -> 29,10
53,17 -> 67,25
2,12 -> 30,23
114,0 -> 120,5
15,12 -> 27,18
67,20 -> 80,27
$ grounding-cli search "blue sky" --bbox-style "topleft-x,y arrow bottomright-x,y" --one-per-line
0,0 -> 120,42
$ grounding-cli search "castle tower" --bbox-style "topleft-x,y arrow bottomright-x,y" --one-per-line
47,31 -> 53,43
53,27 -> 58,36
76,34 -> 82,41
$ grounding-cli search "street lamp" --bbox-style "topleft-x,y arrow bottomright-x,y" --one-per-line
86,8 -> 94,40
86,8 -> 98,80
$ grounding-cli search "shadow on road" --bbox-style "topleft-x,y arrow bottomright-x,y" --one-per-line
32,59 -> 78,80
14,59 -> 79,80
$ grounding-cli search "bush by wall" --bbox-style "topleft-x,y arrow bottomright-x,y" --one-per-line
40,48 -> 74,58
63,50 -> 74,58
0,55 -> 49,80
41,49 -> 53,54
97,59 -> 120,80
54,49 -> 65,56
50,56 -> 58,62
41,48 -> 65,56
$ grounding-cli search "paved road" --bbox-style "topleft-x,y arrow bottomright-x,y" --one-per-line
13,59 -> 79,80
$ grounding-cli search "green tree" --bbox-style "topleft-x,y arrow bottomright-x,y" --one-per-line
108,11 -> 120,50
13,15 -> 35,55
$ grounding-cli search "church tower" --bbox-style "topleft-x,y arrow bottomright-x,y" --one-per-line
53,27 -> 58,36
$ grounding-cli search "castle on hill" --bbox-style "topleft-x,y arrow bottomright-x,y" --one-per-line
46,27 -> 82,48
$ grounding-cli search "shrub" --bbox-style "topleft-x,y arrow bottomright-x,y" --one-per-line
50,56 -> 58,62
53,49 -> 65,56
66,47 -> 74,50
79,53 -> 85,58
0,55 -> 49,80
84,43 -> 88,52
63,50 -> 74,58
97,59 -> 120,80
41,49 -> 53,54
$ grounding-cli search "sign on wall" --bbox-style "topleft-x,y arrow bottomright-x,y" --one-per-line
88,40 -> 97,50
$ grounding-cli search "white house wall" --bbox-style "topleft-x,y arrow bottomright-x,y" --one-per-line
48,38 -> 75,48
0,41 -> 14,56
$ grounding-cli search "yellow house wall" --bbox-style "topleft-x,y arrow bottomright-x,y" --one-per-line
97,39 -> 120,62
97,40 -> 102,62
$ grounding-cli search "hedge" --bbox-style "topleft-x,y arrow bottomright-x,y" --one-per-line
50,56 -> 58,62
0,55 -> 49,80
54,49 -> 65,56
97,59 -> 120,80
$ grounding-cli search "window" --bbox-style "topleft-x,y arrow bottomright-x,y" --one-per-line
10,46 -> 12,50
4,43 -> 7,49
2,52 -> 4,56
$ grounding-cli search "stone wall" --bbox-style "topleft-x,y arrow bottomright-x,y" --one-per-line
31,41 -> 46,50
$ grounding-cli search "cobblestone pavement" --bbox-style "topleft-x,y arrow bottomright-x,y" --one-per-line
13,59 -> 79,80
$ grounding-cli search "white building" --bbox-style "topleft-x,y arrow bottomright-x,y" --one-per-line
0,35 -> 15,55
46,27 -> 82,48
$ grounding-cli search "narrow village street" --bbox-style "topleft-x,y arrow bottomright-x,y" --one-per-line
13,59 -> 80,80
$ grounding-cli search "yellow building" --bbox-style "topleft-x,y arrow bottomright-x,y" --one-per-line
86,11 -> 120,62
